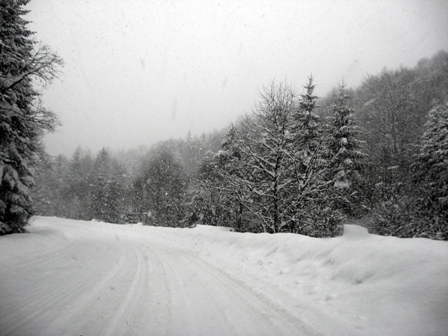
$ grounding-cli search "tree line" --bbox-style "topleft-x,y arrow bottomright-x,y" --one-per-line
31,132 -> 225,227
1,1 -> 447,240
31,49 -> 448,240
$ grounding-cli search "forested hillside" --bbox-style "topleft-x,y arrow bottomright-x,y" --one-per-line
32,130 -> 226,225
32,50 -> 448,240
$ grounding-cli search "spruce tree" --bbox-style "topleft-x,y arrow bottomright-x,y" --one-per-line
328,83 -> 366,217
0,0 -> 63,234
286,77 -> 340,237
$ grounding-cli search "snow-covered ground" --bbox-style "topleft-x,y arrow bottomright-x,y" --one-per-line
0,217 -> 447,336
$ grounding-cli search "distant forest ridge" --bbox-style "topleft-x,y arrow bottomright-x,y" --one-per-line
33,49 -> 448,240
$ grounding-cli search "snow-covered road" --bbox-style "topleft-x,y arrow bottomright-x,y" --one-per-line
1,217 -> 447,336
0,218 -> 310,336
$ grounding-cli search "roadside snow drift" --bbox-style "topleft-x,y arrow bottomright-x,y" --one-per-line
0,217 -> 447,336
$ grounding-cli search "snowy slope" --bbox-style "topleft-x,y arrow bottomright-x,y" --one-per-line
0,217 -> 447,336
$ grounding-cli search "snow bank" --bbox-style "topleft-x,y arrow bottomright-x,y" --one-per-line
129,222 -> 448,335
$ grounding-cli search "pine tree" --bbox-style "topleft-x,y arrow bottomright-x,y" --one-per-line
285,77 -> 340,237
328,83 -> 366,217
0,0 -> 63,234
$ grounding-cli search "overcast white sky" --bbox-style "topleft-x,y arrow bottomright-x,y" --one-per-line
25,0 -> 448,156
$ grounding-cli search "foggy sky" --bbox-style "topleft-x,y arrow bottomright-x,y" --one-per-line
25,0 -> 448,156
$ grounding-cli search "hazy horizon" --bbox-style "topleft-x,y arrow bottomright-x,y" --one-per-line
25,0 -> 448,156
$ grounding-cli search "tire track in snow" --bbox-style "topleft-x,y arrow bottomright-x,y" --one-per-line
138,242 -> 175,336
158,247 -> 245,335
0,235 -> 125,336
38,240 -> 128,335
103,243 -> 144,336
145,242 -> 315,336
183,251 -> 321,336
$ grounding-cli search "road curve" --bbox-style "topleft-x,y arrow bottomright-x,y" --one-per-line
0,220 -> 312,336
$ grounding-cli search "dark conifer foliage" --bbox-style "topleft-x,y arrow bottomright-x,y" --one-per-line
327,84 -> 367,217
287,78 -> 339,237
0,0 -> 63,234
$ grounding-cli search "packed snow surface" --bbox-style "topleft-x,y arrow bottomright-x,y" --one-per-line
0,217 -> 447,336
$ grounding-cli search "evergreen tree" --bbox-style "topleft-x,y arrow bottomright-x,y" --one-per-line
0,0 -> 63,234
286,77 -> 340,236
328,83 -> 366,217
